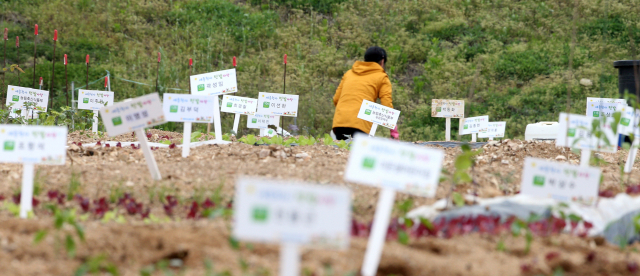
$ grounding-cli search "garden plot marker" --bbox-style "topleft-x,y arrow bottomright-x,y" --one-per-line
78,89 -> 114,133
247,114 -> 281,137
161,93 -> 215,157
48,30 -> 57,110
233,177 -> 351,276
344,135 -> 444,276
617,105 -> 640,173
6,85 -> 49,119
32,24 -> 37,88
356,100 -> 400,137
478,122 -> 506,141
0,125 -> 67,218
64,54 -> 68,106
221,95 -> 257,135
256,92 -> 299,137
99,93 -> 166,180
460,115 -> 489,143
557,113 -> 618,167
190,68 -> 238,143
431,99 -> 464,141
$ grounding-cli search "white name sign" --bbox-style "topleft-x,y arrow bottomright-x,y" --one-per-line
520,157 -> 600,206
5,85 -> 49,113
618,105 -> 640,136
460,115 -> 489,135
190,69 -> 238,96
77,90 -> 114,110
100,93 -> 166,137
221,95 -> 258,115
478,121 -> 506,138
257,92 -> 299,117
233,177 -> 351,249
0,125 -> 67,165
247,114 -> 279,129
557,113 -> 618,153
162,93 -> 215,123
356,100 -> 400,129
431,99 -> 464,118
586,97 -> 625,118
345,134 -> 444,197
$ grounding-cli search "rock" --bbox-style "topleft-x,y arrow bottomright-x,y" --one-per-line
488,141 -> 499,146
556,155 -> 567,161
259,149 -> 270,159
501,160 -> 509,165
69,144 -> 81,152
268,144 -> 278,151
295,152 -> 311,161
580,78 -> 593,87
125,181 -> 134,187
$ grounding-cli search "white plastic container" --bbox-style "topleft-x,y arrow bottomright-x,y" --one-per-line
524,122 -> 559,141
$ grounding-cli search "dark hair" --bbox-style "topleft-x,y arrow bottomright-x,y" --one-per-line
364,46 -> 387,64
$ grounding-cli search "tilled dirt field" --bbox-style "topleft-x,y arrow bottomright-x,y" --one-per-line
1,130 -> 640,275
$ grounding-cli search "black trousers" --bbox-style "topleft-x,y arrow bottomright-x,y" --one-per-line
333,127 -> 365,140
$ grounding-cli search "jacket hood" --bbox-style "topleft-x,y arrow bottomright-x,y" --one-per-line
351,61 -> 384,75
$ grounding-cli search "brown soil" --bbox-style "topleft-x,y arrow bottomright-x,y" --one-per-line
1,130 -> 640,275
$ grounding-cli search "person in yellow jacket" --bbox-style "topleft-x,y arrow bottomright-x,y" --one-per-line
332,46 -> 399,140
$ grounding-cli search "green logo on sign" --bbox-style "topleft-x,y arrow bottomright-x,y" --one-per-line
252,206 -> 268,222
112,116 -> 123,126
263,102 -> 270,108
533,175 -> 545,186
622,118 -> 631,126
362,157 -> 375,169
12,95 -> 19,101
198,84 -> 205,91
252,118 -> 257,123
227,102 -> 233,108
567,128 -> 576,137
4,141 -> 15,151
593,111 -> 600,117
365,109 -> 372,115
83,98 -> 89,104
437,107 -> 441,112
170,105 -> 178,113
464,125 -> 468,129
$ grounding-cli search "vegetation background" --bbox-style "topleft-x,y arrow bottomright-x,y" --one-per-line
1,0 -> 639,141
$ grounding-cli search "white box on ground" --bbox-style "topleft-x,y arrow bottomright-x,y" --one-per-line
162,93 -> 215,123
0,125 -> 67,165
221,95 -> 258,115
190,69 -> 238,96
5,85 -> 49,115
356,100 -> 400,129
77,90 -> 114,110
478,121 -> 506,138
520,157 -> 600,206
100,93 -> 166,137
247,114 -> 279,129
460,115 -> 489,135
431,99 -> 464,118
556,113 -> 618,153
233,177 -> 351,249
257,92 -> 299,117
525,122 -> 559,141
586,97 -> 625,118
344,134 -> 444,197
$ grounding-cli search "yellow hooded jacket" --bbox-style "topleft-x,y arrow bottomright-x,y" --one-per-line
332,61 -> 393,133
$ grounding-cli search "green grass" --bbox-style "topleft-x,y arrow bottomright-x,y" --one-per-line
0,0 -> 638,140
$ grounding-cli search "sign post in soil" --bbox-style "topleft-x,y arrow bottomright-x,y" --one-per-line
247,114 -> 281,137
100,93 -> 166,180
78,89 -> 114,133
233,177 -> 351,276
5,85 -> 49,119
431,99 -> 464,141
586,97 -> 626,118
221,95 -> 258,136
478,121 -> 506,141
617,104 -> 640,173
162,93 -> 215,157
356,100 -> 400,137
0,125 -> 67,218
344,134 -> 444,276
557,113 -> 618,167
190,69 -> 238,142
256,92 -> 299,137
460,115 -> 489,142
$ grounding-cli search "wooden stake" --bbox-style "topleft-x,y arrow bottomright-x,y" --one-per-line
32,24 -> 37,88
2,28 -> 7,104
48,30 -> 57,111
16,36 -> 20,85
85,55 -> 89,90
281,54 -> 287,136
156,52 -> 160,92
64,54 -> 68,106
188,58 -> 192,94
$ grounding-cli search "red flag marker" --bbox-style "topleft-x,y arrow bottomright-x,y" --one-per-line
16,36 -> 19,47
39,77 -> 43,86
284,54 -> 287,64
233,56 -> 237,67
53,30 -> 57,41
3,28 -> 7,40
158,52 -> 161,63
105,76 -> 108,88
86,54 -> 90,64
189,58 -> 192,67
34,24 -> 38,35
64,54 -> 67,65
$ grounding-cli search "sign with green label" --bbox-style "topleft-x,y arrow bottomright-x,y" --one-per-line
592,111 -> 599,117
83,98 -> 89,104
621,118 -> 631,126
12,95 -> 19,101
362,157 -> 375,169
169,105 -> 178,113
263,102 -> 270,108
365,109 -> 372,115
112,116 -> 123,126
3,141 -> 15,151
227,102 -> 233,107
198,84 -> 205,91
567,128 -> 576,137
252,206 -> 268,222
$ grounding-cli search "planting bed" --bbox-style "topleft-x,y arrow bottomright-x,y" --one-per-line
1,129 -> 640,275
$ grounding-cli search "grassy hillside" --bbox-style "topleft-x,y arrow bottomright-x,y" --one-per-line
1,0 -> 639,140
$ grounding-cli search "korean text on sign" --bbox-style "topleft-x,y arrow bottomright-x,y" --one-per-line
460,115 -> 489,135
233,177 -> 351,249
617,104 -> 640,136
190,69 -> 238,96
100,93 -> 166,137
586,97 -> 625,118
431,99 -> 464,118
478,122 -> 506,138
556,113 -> 618,153
247,114 -> 279,129
5,85 -> 49,113
356,100 -> 400,129
77,90 -> 114,111
221,95 -> 258,115
0,125 -> 67,165
344,134 -> 444,197
162,93 -> 215,123
520,157 -> 601,206
256,92 -> 299,117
